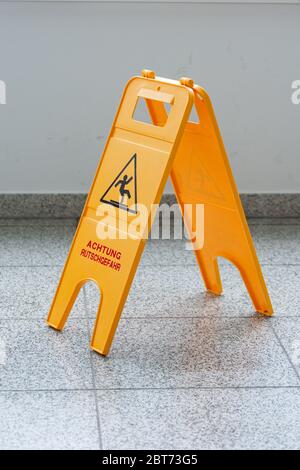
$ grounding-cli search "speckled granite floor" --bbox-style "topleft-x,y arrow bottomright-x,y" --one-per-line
0,217 -> 300,450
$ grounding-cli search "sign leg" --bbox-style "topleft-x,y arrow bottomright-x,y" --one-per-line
47,264 -> 83,330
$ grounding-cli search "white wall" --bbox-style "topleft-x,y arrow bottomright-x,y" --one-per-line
0,2 -> 299,193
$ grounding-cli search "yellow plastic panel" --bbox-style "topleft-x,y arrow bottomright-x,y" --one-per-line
47,74 -> 193,355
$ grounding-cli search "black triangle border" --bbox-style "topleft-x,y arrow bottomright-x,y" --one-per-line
100,154 -> 138,215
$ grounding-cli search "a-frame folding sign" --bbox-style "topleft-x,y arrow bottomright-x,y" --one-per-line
47,70 -> 273,356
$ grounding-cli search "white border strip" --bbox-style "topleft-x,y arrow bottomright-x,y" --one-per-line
0,0 -> 299,5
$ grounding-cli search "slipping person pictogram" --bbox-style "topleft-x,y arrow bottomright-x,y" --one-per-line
115,174 -> 133,204
100,154 -> 138,214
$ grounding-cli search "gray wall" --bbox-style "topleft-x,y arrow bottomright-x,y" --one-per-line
0,2 -> 299,194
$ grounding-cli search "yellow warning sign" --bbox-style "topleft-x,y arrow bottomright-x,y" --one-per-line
47,70 -> 273,357
100,154 -> 138,214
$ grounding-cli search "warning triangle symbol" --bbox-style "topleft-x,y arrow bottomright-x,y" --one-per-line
100,154 -> 138,214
